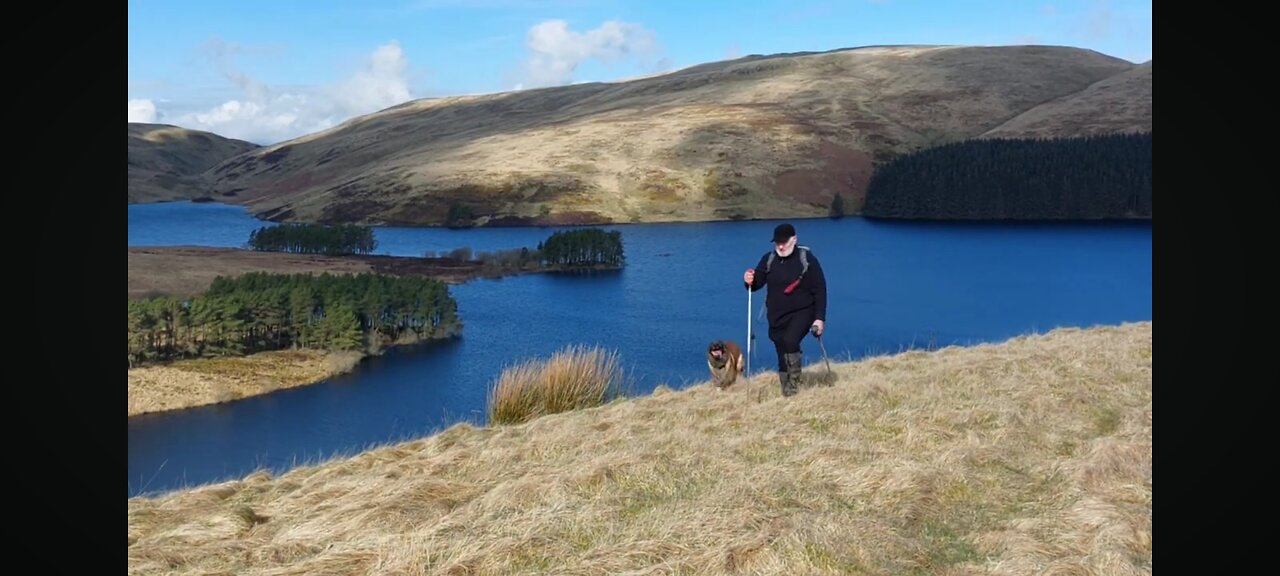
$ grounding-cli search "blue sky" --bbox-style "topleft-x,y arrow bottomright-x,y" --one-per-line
128,0 -> 1152,144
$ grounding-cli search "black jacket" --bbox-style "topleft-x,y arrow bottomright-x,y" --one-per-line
746,247 -> 827,325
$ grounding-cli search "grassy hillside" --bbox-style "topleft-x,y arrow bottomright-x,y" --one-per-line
128,321 -> 1152,575
982,61 -> 1152,138
196,45 -> 1147,226
128,123 -> 259,203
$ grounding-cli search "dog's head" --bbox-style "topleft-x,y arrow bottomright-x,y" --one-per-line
708,340 -> 727,359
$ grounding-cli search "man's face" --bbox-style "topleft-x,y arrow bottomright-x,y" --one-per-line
774,235 -> 796,257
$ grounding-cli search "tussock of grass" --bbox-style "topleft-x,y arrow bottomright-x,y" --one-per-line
487,344 -> 624,425
129,322 -> 1152,575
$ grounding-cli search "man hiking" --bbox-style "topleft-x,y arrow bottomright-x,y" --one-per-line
743,223 -> 828,397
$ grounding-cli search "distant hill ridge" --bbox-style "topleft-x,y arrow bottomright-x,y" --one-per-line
130,45 -> 1152,225
128,123 -> 259,203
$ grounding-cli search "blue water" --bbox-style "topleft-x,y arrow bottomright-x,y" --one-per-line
127,202 -> 1152,496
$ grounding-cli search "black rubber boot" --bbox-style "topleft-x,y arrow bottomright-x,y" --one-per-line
778,371 -> 795,397
784,352 -> 804,395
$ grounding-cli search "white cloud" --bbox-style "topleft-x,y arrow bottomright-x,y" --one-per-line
517,19 -> 666,89
136,41 -> 416,145
330,42 -> 412,113
407,0 -> 594,11
128,99 -> 157,123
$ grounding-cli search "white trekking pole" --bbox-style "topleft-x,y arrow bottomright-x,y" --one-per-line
746,285 -> 752,378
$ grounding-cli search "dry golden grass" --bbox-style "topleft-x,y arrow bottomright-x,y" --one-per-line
128,349 -> 364,417
128,321 -> 1151,575
488,345 -> 624,425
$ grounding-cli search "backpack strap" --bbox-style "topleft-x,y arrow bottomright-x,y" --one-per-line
764,247 -> 809,275
764,247 -> 811,295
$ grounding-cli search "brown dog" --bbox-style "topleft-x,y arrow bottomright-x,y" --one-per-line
707,340 -> 744,390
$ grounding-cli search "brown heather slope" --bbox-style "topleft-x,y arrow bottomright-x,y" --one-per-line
127,246 -> 534,299
198,45 -> 1146,226
128,321 -> 1152,575
129,123 -> 260,203
982,61 -> 1152,138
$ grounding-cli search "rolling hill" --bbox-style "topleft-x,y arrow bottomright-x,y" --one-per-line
981,61 -> 1151,138
135,45 -> 1152,225
128,123 -> 259,203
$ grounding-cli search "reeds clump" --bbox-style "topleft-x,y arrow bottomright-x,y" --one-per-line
488,344 -> 623,425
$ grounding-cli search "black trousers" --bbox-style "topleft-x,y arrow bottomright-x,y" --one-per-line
768,308 -> 814,371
